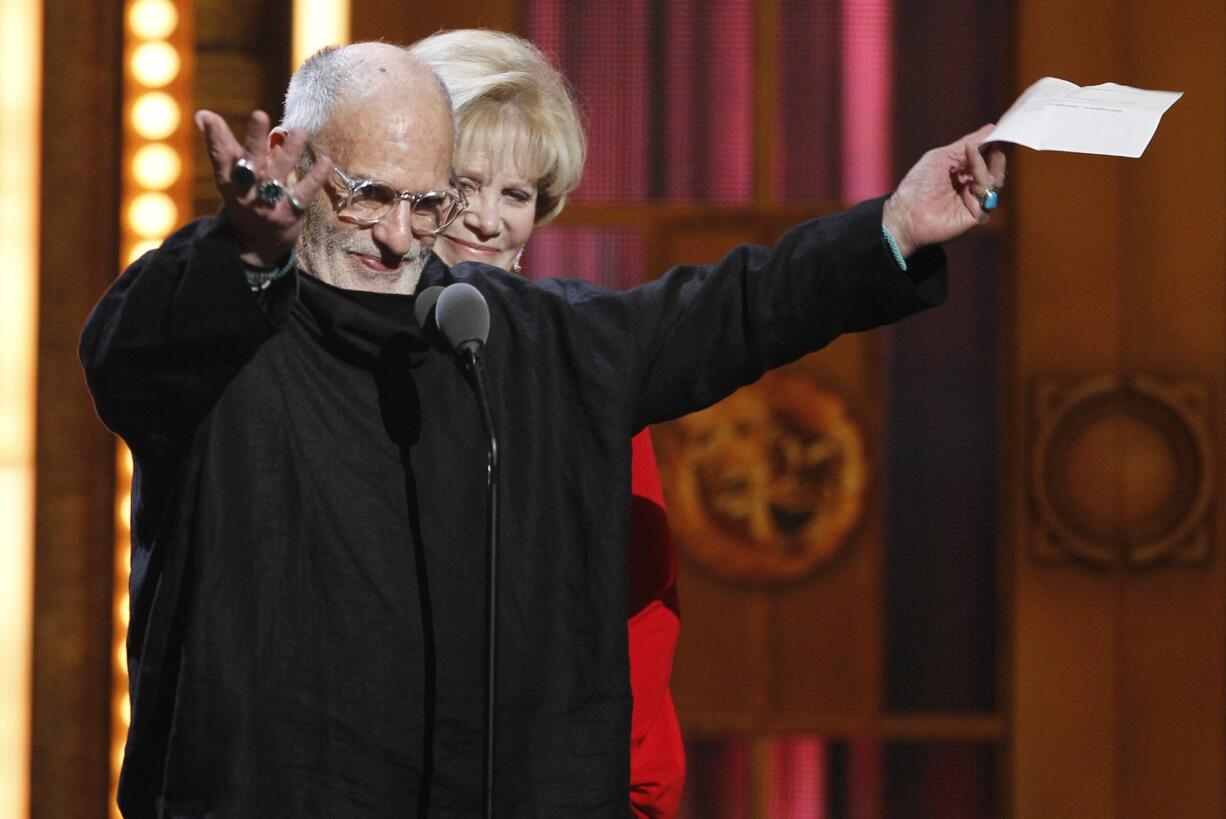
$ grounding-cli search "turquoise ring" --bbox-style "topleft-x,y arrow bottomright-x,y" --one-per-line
979,186 -> 1000,212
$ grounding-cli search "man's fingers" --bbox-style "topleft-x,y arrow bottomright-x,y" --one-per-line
964,140 -> 994,198
965,122 -> 996,143
958,184 -> 989,224
196,109 -> 285,197
196,110 -> 244,185
966,123 -> 1008,195
295,151 -> 335,203
986,144 -> 1008,188
242,110 -> 272,165
948,149 -> 991,225
283,155 -> 334,219
270,133 -> 327,219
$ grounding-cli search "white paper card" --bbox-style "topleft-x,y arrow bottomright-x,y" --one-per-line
984,77 -> 1182,158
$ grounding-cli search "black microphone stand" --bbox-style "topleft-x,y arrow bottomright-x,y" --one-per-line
458,344 -> 499,819
429,282 -> 498,817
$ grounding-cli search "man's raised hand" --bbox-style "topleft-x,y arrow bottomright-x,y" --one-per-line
195,109 -> 334,267
882,124 -> 1008,258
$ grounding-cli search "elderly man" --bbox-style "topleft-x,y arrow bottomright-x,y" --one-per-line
83,41 -> 1003,818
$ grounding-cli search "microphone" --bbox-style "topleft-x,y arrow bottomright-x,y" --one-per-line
414,285 -> 447,351
435,282 -> 490,356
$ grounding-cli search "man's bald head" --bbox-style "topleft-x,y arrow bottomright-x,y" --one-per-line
281,42 -> 453,147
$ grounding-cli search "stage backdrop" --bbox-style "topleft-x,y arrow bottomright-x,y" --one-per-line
31,0 -> 1226,817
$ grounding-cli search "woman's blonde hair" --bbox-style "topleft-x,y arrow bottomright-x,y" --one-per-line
410,29 -> 586,226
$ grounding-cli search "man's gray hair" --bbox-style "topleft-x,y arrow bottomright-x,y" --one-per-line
281,45 -> 355,136
282,43 -> 454,138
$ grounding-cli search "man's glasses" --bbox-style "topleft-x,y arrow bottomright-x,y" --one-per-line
330,165 -> 468,235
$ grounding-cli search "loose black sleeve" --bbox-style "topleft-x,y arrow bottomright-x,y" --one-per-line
79,214 -> 297,461
608,196 -> 948,429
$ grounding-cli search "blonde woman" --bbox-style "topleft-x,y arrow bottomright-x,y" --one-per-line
412,29 -> 686,817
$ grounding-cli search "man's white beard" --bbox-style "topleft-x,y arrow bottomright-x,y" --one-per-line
297,200 -> 430,295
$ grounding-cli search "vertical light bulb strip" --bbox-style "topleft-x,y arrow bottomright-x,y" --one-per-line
115,0 -> 192,815
292,0 -> 351,70
0,0 -> 41,811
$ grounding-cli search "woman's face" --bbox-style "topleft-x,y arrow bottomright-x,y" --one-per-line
434,151 -> 539,272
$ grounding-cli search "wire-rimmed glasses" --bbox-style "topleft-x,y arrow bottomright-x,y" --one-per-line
330,165 -> 468,235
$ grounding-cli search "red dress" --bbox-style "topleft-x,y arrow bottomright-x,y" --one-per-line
627,431 -> 685,818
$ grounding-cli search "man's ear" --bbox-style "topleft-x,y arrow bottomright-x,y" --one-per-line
268,127 -> 301,185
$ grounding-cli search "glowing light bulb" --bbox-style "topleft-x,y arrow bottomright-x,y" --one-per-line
115,592 -> 130,628
126,239 -> 162,264
131,143 -> 180,189
130,41 -> 180,88
127,192 -> 178,238
131,92 -> 180,140
116,492 -> 133,526
128,0 -> 178,39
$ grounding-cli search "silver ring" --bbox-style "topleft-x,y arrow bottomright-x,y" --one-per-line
257,179 -> 286,206
230,156 -> 257,195
287,190 -> 306,214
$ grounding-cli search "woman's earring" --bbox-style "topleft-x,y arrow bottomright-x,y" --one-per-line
511,246 -> 525,274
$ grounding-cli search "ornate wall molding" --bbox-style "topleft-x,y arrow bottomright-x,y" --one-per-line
1029,373 -> 1213,569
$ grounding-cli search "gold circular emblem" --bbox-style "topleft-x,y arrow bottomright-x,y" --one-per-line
656,373 -> 867,584
1030,373 -> 1213,568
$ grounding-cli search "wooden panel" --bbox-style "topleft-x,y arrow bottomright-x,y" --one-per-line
654,222 -> 770,727
1010,0 -> 1125,807
1117,3 -> 1226,815
31,0 -> 125,815
192,0 -> 292,217
653,217 -> 883,734
1122,572 -> 1225,818
668,349 -> 884,730
1009,0 -> 1226,816
1012,570 -> 1120,818
673,576 -> 772,729
351,0 -> 519,46
767,360 -> 882,724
